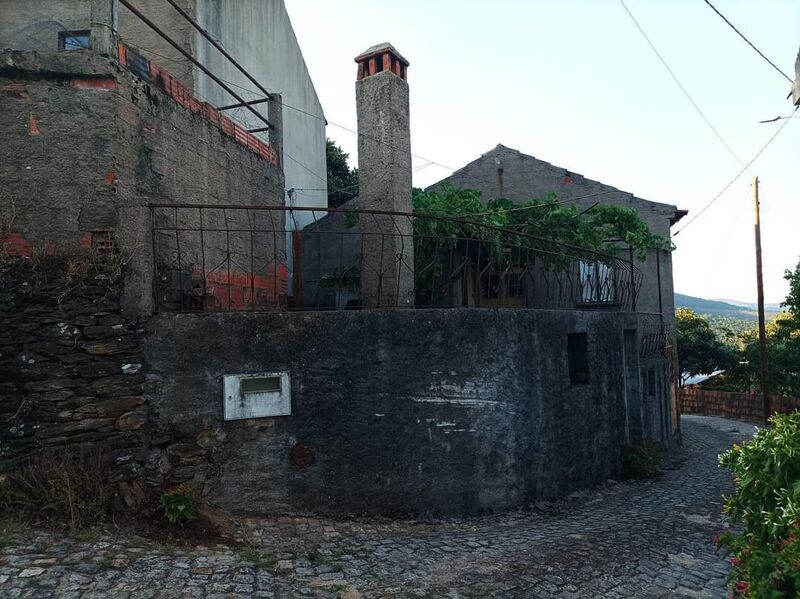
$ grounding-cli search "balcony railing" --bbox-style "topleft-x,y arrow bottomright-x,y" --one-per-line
149,204 -> 642,313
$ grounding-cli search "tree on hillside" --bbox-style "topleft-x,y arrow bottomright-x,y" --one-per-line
675,308 -> 738,386
706,259 -> 800,395
326,139 -> 358,208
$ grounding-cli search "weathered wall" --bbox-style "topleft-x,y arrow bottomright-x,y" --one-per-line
0,257 -> 149,507
0,0 -> 93,52
426,144 -> 680,333
144,308 -> 644,516
194,0 -> 327,219
115,0 -> 328,220
0,49 -> 284,318
115,0 -> 327,295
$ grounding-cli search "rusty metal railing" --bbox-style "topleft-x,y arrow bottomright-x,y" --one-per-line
148,204 -> 642,313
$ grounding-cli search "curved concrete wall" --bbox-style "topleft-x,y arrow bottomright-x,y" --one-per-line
144,308 -> 643,517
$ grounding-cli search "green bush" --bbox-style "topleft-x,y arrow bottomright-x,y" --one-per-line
620,439 -> 662,479
159,492 -> 197,525
718,411 -> 800,597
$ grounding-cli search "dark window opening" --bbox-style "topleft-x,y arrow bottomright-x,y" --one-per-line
59,30 -> 91,51
374,55 -> 385,74
567,332 -> 589,385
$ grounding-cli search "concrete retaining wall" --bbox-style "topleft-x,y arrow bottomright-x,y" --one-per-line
144,308 -> 644,516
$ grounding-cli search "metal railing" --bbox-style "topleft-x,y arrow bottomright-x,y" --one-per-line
639,311 -> 672,358
149,204 -> 642,313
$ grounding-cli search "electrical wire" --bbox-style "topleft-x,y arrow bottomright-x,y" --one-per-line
674,106 -> 797,236
701,0 -> 793,83
619,0 -> 750,173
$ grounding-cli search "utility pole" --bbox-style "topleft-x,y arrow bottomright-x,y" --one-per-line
753,177 -> 770,422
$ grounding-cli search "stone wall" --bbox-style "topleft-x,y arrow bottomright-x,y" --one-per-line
143,308 -> 647,517
0,48 -> 285,319
680,387 -> 800,424
0,255 -> 149,506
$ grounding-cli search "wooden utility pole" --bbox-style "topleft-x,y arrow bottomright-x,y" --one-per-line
753,177 -> 771,421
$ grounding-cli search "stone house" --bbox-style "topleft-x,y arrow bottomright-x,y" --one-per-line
1,2 -> 679,517
427,144 -> 687,336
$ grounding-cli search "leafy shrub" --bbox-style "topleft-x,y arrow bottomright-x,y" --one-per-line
0,445 -> 112,531
718,411 -> 800,597
159,492 -> 197,525
621,439 -> 662,479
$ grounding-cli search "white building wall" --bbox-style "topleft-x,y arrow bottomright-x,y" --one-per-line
193,0 -> 327,225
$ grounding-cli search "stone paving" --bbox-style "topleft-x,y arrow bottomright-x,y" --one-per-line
1,415 -> 754,598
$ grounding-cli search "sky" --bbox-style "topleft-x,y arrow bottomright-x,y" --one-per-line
284,0 -> 799,304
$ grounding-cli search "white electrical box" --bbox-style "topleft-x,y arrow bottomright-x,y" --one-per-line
223,372 -> 291,420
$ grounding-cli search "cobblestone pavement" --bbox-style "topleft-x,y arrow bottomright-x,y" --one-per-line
1,415 -> 754,598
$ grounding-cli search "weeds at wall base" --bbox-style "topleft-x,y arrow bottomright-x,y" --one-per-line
0,444 -> 114,533
621,439 -> 663,479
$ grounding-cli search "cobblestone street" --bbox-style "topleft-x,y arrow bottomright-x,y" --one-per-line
1,415 -> 754,598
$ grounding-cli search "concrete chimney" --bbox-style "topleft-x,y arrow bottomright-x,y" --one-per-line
354,43 -> 414,307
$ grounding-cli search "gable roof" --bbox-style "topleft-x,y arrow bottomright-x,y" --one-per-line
428,144 -> 686,230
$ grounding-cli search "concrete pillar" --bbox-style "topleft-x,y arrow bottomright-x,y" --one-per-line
267,93 -> 283,168
354,43 -> 414,308
90,0 -> 118,58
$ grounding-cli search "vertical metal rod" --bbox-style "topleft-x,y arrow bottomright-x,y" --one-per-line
248,209 -> 255,311
430,236 -> 441,307
656,247 -> 663,331
377,233 -> 386,304
223,208 -> 232,311
316,225 -> 322,308
174,207 -> 183,311
463,237 -> 471,307
150,207 -> 159,313
199,207 -> 206,309
752,176 -> 770,421
272,211 -> 278,309
629,246 -> 637,312
474,240 -> 483,307
337,228 -> 345,308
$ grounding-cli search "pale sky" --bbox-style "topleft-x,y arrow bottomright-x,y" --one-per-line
285,0 -> 799,304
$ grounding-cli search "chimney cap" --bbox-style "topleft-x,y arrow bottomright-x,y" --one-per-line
355,42 -> 410,67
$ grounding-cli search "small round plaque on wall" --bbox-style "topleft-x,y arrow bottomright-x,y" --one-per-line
290,442 -> 315,468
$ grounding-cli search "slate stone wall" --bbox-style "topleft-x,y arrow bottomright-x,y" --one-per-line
144,308 -> 644,517
0,256 -> 149,506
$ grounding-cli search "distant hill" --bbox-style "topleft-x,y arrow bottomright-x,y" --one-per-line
712,298 -> 783,312
675,293 -> 780,320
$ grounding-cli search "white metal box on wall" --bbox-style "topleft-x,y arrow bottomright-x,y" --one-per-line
223,372 -> 291,420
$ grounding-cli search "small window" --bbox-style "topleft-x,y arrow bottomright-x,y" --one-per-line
567,332 -> 589,385
59,30 -> 91,51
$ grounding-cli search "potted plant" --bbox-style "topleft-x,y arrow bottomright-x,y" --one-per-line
319,265 -> 360,309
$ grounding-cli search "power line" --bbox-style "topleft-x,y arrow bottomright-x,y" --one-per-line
701,0 -> 793,83
674,106 -> 797,236
619,0 -> 750,172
